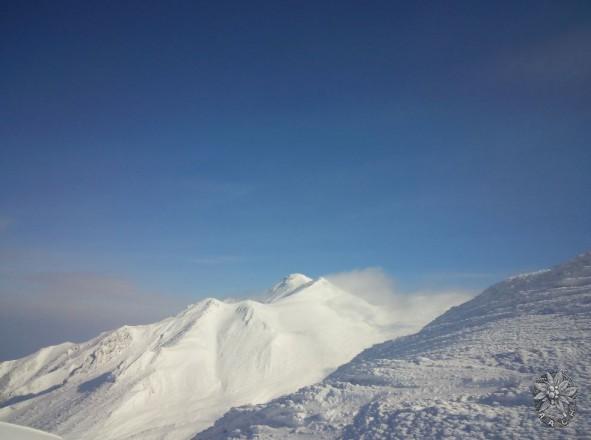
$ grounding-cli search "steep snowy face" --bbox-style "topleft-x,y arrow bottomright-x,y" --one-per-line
199,252 -> 591,439
0,275 -> 410,440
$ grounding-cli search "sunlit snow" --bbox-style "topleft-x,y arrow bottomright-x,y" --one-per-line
0,275 -> 430,440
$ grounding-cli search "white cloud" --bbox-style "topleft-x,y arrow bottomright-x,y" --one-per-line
325,267 -> 475,330
324,268 -> 397,305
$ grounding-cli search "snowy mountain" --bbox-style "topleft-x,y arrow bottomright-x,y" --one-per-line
0,422 -> 63,440
0,274 -> 424,440
198,252 -> 591,439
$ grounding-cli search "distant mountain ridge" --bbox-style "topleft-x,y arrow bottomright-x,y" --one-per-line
0,274 -> 413,440
199,252 -> 591,439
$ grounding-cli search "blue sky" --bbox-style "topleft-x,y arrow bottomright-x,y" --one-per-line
1,1 -> 590,358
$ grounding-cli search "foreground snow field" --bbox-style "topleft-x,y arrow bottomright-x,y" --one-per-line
198,252 -> 591,439
0,422 -> 62,440
0,274 -> 433,440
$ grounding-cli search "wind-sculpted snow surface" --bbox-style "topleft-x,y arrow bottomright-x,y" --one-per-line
0,275 -> 415,440
0,422 -> 62,440
198,252 -> 591,439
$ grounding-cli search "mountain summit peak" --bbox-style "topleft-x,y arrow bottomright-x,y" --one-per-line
264,273 -> 314,303
283,273 -> 313,283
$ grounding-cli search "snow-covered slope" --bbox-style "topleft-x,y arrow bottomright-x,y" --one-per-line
198,252 -> 591,439
262,273 -> 313,303
0,422 -> 62,440
0,275 -> 419,440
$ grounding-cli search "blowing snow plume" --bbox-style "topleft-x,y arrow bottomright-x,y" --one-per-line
325,267 -> 474,330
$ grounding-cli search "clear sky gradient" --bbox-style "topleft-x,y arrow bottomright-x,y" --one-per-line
1,1 -> 590,358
